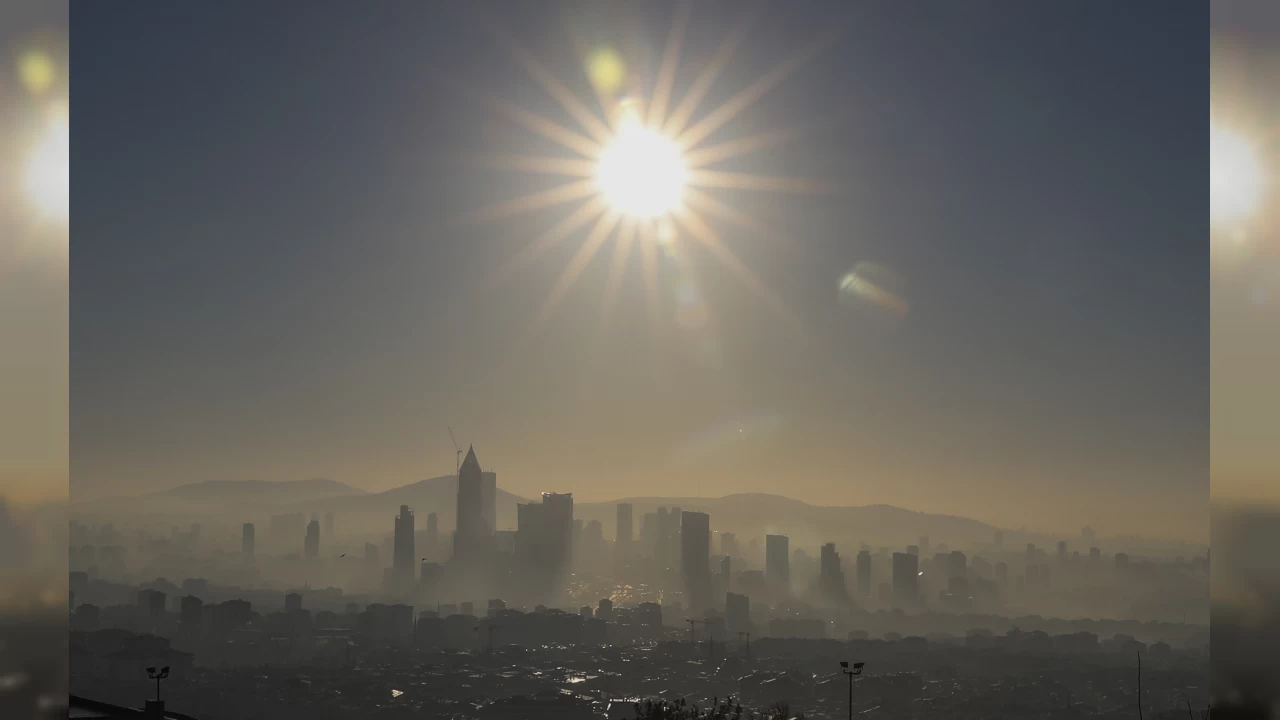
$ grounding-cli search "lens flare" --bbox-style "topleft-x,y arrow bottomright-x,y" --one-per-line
839,262 -> 908,319
19,50 -> 56,96
587,48 -> 626,96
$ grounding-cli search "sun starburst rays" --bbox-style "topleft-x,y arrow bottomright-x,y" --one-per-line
675,21 -> 849,151
462,178 -> 598,225
647,1 -> 694,131
461,5 -> 844,383
662,7 -> 762,140
461,153 -> 597,178
527,209 -> 622,339
475,90 -> 601,159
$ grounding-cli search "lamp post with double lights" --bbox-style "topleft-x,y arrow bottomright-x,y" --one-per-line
145,666 -> 170,703
839,661 -> 864,720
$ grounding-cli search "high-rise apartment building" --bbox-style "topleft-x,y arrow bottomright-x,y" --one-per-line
765,534 -> 790,591
304,520 -> 320,560
856,549 -> 872,600
681,511 -> 711,613
892,551 -> 919,606
616,503 -> 633,561
393,505 -> 415,577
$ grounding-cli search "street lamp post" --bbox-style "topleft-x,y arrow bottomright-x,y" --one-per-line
145,666 -> 170,703
839,661 -> 864,720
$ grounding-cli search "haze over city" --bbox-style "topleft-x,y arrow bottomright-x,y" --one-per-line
0,0 -> 1246,717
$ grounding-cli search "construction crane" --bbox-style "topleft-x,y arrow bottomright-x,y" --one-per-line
447,426 -> 462,473
685,618 -> 704,647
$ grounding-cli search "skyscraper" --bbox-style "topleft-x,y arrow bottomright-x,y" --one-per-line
818,543 -> 852,605
616,503 -> 633,560
726,591 -> 750,634
641,511 -> 659,558
515,492 -> 574,603
543,492 -> 574,572
423,512 -> 439,560
949,550 -> 967,579
516,501 -> 544,561
393,505 -> 415,577
242,523 -> 255,557
454,445 -> 488,562
892,551 -> 919,606
304,520 -> 320,561
654,507 -> 670,569
933,552 -> 951,580
856,549 -> 872,600
668,506 -> 682,568
765,534 -> 790,592
481,470 -> 497,536
681,511 -> 711,613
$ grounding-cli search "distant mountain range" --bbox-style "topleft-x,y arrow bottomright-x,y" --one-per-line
69,477 -> 1010,551
71,478 -> 364,516
294,476 -> 529,531
68,478 -> 1206,555
573,493 -> 1011,554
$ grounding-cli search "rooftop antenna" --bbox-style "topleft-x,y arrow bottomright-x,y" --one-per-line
447,426 -> 462,474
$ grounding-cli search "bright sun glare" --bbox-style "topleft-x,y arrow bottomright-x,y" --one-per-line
26,110 -> 70,223
1210,121 -> 1264,227
595,119 -> 687,219
465,7 -> 849,360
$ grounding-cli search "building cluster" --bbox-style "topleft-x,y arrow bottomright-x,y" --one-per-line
66,445 -> 1213,719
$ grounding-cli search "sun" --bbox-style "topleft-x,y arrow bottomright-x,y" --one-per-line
595,117 -> 687,219
462,5 -> 851,369
25,108 -> 69,223
1210,120 -> 1264,227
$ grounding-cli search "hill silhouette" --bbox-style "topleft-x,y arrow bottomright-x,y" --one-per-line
67,479 -> 1203,555
71,478 -> 364,516
572,493 -> 1007,552
295,476 -> 529,532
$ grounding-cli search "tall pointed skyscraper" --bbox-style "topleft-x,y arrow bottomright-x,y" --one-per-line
454,445 -> 490,563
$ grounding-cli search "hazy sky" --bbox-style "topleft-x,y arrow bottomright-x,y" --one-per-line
1,0 -> 68,505
71,1 -> 1206,540
1211,2 -> 1280,510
